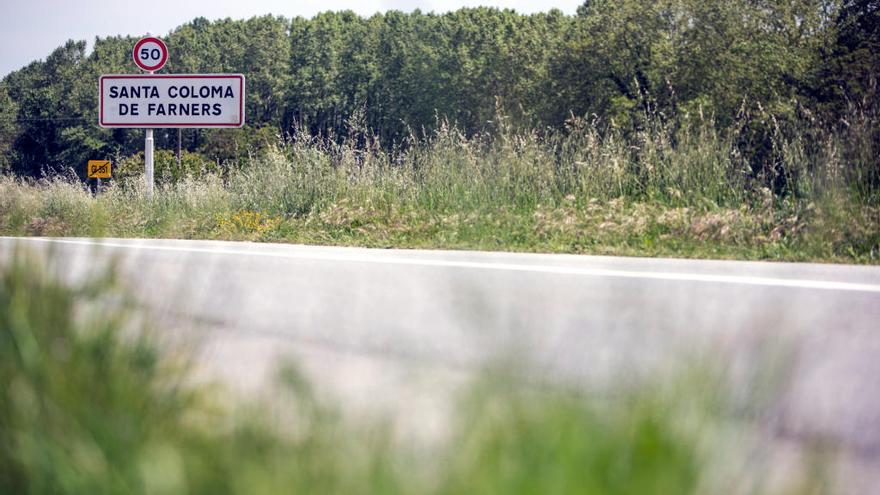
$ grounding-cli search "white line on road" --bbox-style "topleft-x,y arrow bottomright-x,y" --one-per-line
8,237 -> 880,293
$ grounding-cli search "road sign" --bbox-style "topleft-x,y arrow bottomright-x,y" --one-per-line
133,37 -> 168,72
98,74 -> 246,128
87,160 -> 111,179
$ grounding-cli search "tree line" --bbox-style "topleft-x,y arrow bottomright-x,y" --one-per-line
0,0 -> 876,179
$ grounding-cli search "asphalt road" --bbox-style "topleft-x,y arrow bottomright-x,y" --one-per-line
2,237 -> 879,491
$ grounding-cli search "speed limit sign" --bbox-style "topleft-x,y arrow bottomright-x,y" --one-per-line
133,37 -> 168,72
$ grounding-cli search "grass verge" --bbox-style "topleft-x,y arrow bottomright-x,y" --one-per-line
1,119 -> 877,263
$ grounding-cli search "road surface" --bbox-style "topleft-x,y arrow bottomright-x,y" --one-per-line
2,237 -> 879,492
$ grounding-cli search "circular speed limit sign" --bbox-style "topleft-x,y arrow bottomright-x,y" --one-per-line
133,37 -> 168,72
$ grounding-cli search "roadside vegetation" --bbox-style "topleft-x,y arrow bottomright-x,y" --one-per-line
1,112 -> 878,263
1,1 -> 878,262
1,250 -> 826,493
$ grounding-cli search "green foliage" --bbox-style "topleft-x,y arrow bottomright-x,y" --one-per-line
115,149 -> 219,184
198,125 -> 279,162
0,251 -> 191,493
0,83 -> 18,170
824,0 -> 880,106
554,0 -> 827,127
0,251 -> 824,493
2,2 -> 873,182
1,116 -> 877,262
439,382 -> 702,495
0,250 -> 401,494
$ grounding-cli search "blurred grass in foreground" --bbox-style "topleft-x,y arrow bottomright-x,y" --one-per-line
1,251 -> 824,494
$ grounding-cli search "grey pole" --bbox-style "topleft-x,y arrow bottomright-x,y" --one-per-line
144,32 -> 155,200
145,126 -> 154,199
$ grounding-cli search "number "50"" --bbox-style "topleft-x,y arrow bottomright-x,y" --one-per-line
140,48 -> 161,61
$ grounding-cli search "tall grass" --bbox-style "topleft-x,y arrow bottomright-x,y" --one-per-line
0,250 -> 824,494
0,115 -> 877,261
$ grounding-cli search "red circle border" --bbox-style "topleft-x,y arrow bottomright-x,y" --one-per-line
133,37 -> 168,72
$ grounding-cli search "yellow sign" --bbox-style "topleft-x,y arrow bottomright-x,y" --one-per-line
87,160 -> 111,179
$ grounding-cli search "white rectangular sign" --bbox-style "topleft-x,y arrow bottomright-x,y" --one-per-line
99,74 -> 245,128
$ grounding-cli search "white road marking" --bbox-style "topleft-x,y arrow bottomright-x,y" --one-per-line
7,237 -> 880,293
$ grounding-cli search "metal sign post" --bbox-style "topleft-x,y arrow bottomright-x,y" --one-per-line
145,121 -> 154,199
87,160 -> 112,194
133,35 -> 168,199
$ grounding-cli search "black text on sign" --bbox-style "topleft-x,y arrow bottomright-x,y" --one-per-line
99,75 -> 246,128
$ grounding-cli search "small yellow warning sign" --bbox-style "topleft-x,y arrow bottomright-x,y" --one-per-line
87,160 -> 111,179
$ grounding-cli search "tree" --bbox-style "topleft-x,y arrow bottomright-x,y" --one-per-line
3,40 -> 91,175
826,0 -> 879,106
0,4 -> 863,177
0,83 -> 19,170
551,0 -> 828,128
287,11 -> 375,137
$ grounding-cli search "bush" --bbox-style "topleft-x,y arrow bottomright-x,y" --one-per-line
115,150 -> 220,184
